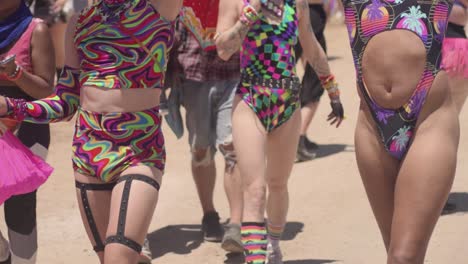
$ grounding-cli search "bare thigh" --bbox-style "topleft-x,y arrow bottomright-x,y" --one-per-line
449,77 -> 468,115
74,172 -> 113,262
354,103 -> 400,248
266,110 -> 301,187
389,74 -> 459,261
232,95 -> 267,222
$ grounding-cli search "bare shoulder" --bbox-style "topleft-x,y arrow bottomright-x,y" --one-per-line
31,21 -> 51,41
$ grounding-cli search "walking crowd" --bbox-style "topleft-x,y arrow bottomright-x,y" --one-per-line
0,0 -> 466,263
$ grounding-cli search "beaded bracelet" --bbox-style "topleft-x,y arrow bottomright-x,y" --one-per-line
240,4 -> 260,26
320,74 -> 341,99
6,64 -> 23,81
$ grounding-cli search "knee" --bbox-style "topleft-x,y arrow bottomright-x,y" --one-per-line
388,245 -> 425,264
267,178 -> 288,194
191,147 -> 214,167
219,143 -> 237,173
244,183 -> 267,207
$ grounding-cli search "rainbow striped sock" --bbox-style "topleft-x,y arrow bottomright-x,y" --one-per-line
267,221 -> 285,241
241,222 -> 268,264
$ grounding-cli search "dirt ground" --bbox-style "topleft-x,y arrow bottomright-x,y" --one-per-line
1,23 -> 468,264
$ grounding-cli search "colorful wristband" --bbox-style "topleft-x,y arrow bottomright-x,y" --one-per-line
240,4 -> 260,26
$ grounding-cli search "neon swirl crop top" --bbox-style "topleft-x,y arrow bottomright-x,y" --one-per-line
241,0 -> 298,80
75,0 -> 175,89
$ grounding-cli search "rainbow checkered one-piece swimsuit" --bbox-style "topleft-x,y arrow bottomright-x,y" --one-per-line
237,0 -> 300,132
343,0 -> 453,159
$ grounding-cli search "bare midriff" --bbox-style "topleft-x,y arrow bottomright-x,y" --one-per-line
361,30 -> 427,109
80,86 -> 161,113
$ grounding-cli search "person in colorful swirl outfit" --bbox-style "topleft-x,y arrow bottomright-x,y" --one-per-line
216,0 -> 344,263
0,0 -> 182,263
343,0 -> 459,262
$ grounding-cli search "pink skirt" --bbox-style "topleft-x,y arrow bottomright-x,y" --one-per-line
441,38 -> 468,79
0,130 -> 53,205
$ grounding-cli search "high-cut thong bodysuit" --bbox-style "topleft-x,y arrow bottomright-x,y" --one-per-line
343,0 -> 453,159
237,0 -> 300,132
5,0 -> 175,182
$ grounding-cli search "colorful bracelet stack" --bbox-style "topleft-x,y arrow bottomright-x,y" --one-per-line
261,0 -> 283,18
239,4 -> 260,26
320,74 -> 340,101
6,64 -> 23,81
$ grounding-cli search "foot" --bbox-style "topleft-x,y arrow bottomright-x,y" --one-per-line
296,137 -> 317,162
0,233 -> 10,262
201,211 -> 223,242
266,242 -> 283,264
138,238 -> 152,264
303,136 -> 319,151
221,224 -> 243,253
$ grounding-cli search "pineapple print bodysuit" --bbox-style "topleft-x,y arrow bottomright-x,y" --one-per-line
343,0 -> 453,159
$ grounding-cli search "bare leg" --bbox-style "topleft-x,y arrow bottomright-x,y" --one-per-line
355,104 -> 399,249
191,148 -> 217,214
221,143 -> 243,225
74,172 -> 113,263
266,111 -> 301,226
232,96 -> 267,223
104,166 -> 162,264
387,75 -> 459,264
300,101 -> 319,136
448,77 -> 468,115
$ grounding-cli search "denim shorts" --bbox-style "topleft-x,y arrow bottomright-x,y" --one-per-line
181,79 -> 238,152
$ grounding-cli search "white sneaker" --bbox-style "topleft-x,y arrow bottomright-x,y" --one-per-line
0,232 -> 10,262
266,242 -> 283,264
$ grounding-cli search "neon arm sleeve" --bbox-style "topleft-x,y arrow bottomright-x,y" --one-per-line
5,66 -> 81,124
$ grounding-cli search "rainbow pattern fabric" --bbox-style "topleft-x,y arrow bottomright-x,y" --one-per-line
73,107 -> 165,182
242,223 -> 268,264
343,0 -> 453,159
237,0 -> 300,132
75,0 -> 175,89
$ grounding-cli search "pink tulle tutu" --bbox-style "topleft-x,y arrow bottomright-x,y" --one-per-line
0,130 -> 53,205
441,38 -> 468,79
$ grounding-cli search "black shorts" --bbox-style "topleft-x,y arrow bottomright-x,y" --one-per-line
446,22 -> 467,39
294,4 -> 328,106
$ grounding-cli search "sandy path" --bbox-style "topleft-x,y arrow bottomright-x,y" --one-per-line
1,23 -> 468,264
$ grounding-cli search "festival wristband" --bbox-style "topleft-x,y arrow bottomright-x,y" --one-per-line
320,74 -> 341,99
240,4 -> 260,26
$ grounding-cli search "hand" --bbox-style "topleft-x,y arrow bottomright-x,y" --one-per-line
0,57 -> 17,77
51,0 -> 67,14
327,99 -> 344,128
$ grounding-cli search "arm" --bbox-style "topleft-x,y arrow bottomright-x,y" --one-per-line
215,0 -> 261,61
297,0 -> 331,77
0,22 -> 55,99
297,0 -> 344,126
0,15 -> 81,124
